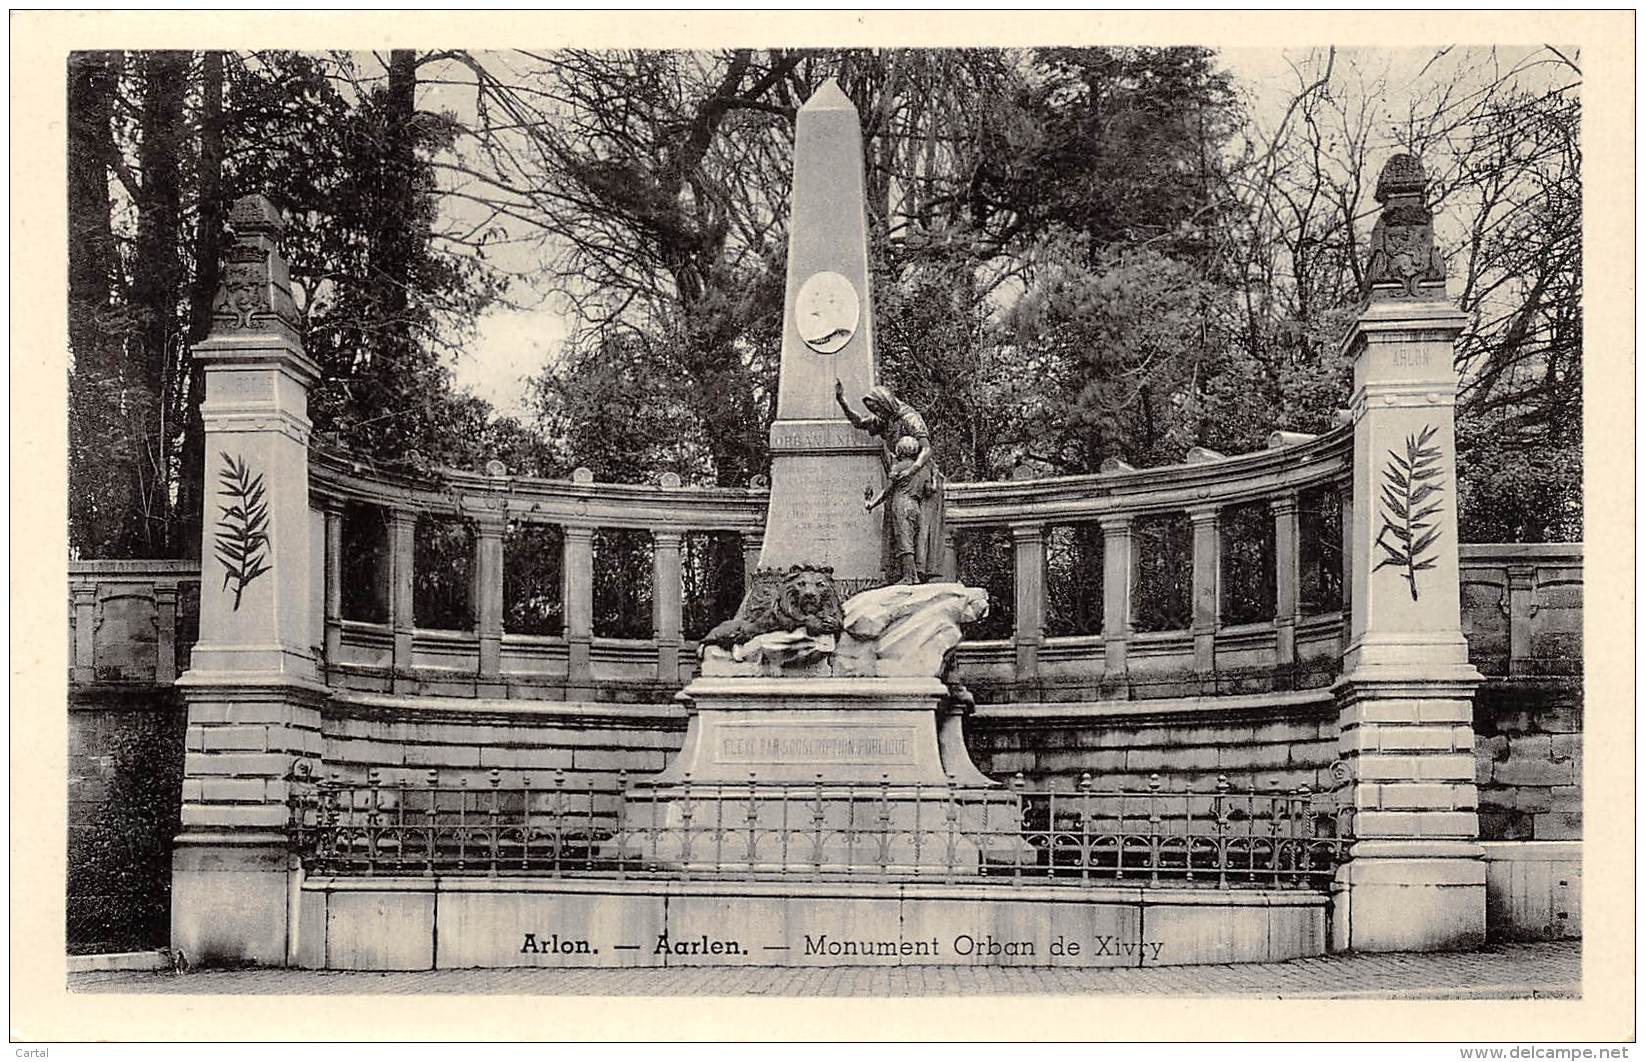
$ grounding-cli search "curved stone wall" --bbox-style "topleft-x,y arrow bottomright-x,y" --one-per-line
305,427 -> 1354,706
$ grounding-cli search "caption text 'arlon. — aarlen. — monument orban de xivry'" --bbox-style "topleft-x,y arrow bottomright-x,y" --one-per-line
163,77 -> 1505,971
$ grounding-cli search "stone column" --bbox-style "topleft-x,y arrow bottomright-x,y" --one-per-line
1272,491 -> 1301,686
1332,155 -> 1484,954
1098,515 -> 1133,693
653,530 -> 684,684
321,501 -> 343,672
741,531 -> 763,585
1505,563 -> 1537,676
154,583 -> 179,686
940,527 -> 959,582
1010,523 -> 1044,683
171,195 -> 326,967
474,510 -> 506,696
1339,474 -> 1355,656
387,508 -> 417,694
562,524 -> 595,698
1189,505 -> 1221,689
70,584 -> 97,684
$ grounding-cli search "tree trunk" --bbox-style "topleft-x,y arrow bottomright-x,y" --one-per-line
68,51 -> 119,371
350,48 -> 421,458
380,49 -> 417,356
126,50 -> 189,555
67,50 -> 124,556
176,49 -> 225,559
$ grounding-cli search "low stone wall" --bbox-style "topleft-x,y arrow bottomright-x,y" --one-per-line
320,691 -> 687,787
1473,681 -> 1582,841
1481,841 -> 1581,941
309,690 -> 1344,802
293,877 -> 1328,970
964,690 -> 1340,795
165,682 -> 1583,836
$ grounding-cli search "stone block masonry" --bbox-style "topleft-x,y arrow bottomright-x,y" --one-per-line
966,692 -> 1340,795
170,194 -> 332,968
320,693 -> 687,788
1329,156 -> 1487,954
1473,681 -> 1583,841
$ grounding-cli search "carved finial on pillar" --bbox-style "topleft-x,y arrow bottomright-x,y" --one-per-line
211,194 -> 301,338
1362,154 -> 1447,301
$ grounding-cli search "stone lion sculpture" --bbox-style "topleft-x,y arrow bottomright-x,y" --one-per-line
701,564 -> 844,649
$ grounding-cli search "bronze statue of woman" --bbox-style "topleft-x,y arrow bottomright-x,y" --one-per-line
835,380 -> 947,584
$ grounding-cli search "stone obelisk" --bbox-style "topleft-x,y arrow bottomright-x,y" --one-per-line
758,79 -> 886,591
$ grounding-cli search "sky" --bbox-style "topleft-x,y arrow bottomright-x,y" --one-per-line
439,46 -> 1567,419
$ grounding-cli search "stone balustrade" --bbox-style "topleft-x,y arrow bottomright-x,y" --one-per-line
302,433 -> 1355,701
1458,543 -> 1584,679
68,559 -> 200,690
69,441 -> 1581,704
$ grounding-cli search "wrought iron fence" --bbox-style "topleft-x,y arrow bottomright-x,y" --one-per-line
290,770 -> 1352,891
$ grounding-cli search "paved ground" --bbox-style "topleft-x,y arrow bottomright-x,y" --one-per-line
69,940 -> 1578,998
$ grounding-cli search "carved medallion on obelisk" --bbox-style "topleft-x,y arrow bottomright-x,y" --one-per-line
795,271 -> 859,355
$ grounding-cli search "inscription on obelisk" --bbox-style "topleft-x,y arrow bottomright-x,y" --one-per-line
759,79 -> 886,588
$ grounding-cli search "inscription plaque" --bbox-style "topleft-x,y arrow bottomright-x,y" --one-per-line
715,724 -> 917,765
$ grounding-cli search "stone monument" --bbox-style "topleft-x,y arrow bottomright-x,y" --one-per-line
630,81 -> 1019,870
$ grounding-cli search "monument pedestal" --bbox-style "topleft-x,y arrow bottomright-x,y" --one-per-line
625,676 -> 1028,873
658,676 -> 987,786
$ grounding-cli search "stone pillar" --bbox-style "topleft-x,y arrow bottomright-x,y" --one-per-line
653,530 -> 684,684
171,195 -> 326,967
474,510 -> 506,696
940,527 -> 959,582
1189,505 -> 1221,688
741,532 -> 763,586
563,524 -> 594,697
387,508 -> 417,694
1505,563 -> 1537,676
321,501 -> 343,672
1010,523 -> 1044,683
70,583 -> 97,684
1098,515 -> 1133,692
154,583 -> 179,686
1272,491 -> 1301,686
1331,155 -> 1484,954
1338,474 -> 1355,658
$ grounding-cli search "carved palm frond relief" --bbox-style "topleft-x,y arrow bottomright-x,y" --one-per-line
1373,424 -> 1444,601
215,451 -> 272,610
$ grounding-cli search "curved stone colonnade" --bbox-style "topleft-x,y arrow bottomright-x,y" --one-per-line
309,425 -> 1353,708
